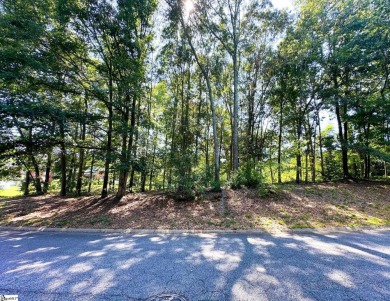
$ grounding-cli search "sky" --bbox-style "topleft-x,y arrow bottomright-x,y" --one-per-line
271,0 -> 295,10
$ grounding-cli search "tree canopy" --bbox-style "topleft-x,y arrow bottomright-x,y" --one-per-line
0,0 -> 389,198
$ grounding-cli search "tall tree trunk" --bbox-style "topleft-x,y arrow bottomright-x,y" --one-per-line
128,97 -> 140,192
178,12 -> 220,188
149,143 -> 156,191
24,169 -> 31,196
31,155 -> 42,194
364,124 -> 371,179
305,147 -> 309,184
101,64 -> 113,198
335,101 -> 349,179
277,100 -> 283,184
43,151 -> 52,193
76,100 -> 88,196
59,122 -> 67,197
117,104 -> 130,197
316,107 -> 325,180
88,152 -> 95,194
296,120 -> 302,184
101,103 -> 113,198
232,53 -> 239,172
140,172 -> 147,192
332,70 -> 349,179
60,148 -> 67,196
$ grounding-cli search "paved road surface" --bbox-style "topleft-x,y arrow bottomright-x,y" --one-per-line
0,229 -> 389,300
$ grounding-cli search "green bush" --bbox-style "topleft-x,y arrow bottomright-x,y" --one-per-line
229,163 -> 263,189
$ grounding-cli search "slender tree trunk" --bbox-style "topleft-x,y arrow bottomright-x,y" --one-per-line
305,148 -> 309,184
162,133 -> 168,191
278,100 -> 283,184
317,108 -> 325,180
232,53 -> 239,172
102,64 -> 113,198
59,122 -> 67,197
117,105 -> 130,197
43,151 -> 52,193
129,96 -> 140,192
296,121 -> 302,184
88,152 -> 95,194
112,169 -> 116,192
178,12 -> 220,188
140,172 -> 146,192
31,155 -> 42,194
335,101 -> 349,179
149,144 -> 156,191
101,102 -> 113,198
24,170 -> 31,196
332,70 -> 349,179
67,150 -> 76,193
311,135 -> 316,183
76,101 -> 87,196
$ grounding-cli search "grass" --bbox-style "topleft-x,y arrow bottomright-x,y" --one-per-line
0,186 -> 23,198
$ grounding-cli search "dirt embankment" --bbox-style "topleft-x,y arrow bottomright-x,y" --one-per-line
0,181 -> 389,230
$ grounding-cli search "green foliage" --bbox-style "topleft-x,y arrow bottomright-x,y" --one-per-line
229,163 -> 263,189
0,0 -> 389,198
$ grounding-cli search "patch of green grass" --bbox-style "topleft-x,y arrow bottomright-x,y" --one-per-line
304,186 -> 323,197
363,216 -> 386,226
220,219 -> 236,227
53,220 -> 69,227
0,186 -> 23,198
290,222 -> 313,229
89,216 -> 112,225
336,204 -> 348,210
258,184 -> 282,197
208,219 -> 237,228
245,213 -> 253,219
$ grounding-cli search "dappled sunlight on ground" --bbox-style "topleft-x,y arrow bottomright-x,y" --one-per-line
0,182 -> 389,230
1,230 -> 389,300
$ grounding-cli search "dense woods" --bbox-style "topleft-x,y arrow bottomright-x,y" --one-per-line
0,0 -> 389,198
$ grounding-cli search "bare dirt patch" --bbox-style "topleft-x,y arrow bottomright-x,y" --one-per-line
0,181 -> 389,230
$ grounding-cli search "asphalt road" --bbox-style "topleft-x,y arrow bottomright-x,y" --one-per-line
0,229 -> 389,301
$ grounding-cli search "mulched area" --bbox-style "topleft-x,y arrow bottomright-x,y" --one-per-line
0,181 -> 389,230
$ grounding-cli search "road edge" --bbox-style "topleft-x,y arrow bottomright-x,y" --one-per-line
1,225 -> 390,235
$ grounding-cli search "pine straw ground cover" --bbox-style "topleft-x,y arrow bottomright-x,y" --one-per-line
0,181 -> 389,231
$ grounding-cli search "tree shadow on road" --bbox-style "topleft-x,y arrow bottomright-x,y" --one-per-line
0,230 -> 389,300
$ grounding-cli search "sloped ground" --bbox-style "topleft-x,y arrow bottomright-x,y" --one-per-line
0,181 -> 389,230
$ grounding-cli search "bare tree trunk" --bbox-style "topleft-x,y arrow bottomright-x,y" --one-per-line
117,106 -> 130,197
102,63 -> 113,198
31,155 -> 42,194
88,152 -> 95,194
177,10 -> 220,188
278,100 -> 283,184
316,108 -> 325,180
305,148 -> 309,184
149,144 -> 156,191
296,121 -> 302,184
76,100 -> 88,196
232,53 -> 239,172
59,122 -> 67,197
24,170 -> 31,196
43,151 -> 52,193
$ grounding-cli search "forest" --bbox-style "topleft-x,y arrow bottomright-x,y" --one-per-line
0,0 -> 389,199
